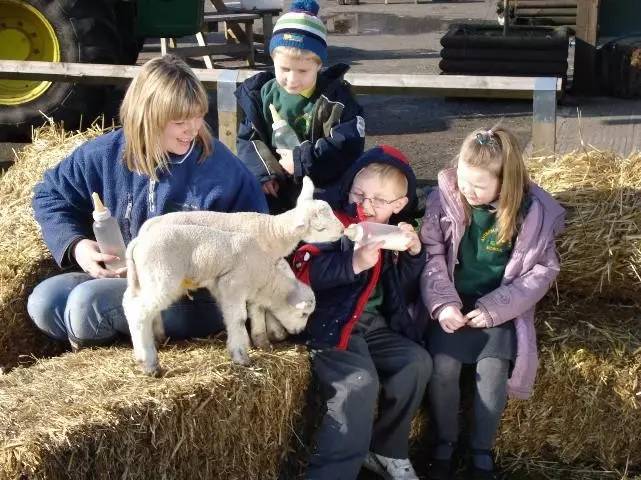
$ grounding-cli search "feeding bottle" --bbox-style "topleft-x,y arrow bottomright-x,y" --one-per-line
91,192 -> 127,270
344,221 -> 412,251
269,104 -> 301,150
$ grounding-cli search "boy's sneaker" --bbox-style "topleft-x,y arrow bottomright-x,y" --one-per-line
362,451 -> 419,480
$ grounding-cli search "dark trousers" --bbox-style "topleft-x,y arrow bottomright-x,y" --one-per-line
428,353 -> 509,456
306,313 -> 432,480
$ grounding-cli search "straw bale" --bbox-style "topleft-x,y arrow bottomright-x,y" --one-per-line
527,150 -> 641,300
497,297 -> 641,473
0,340 -> 311,480
0,124 -> 106,369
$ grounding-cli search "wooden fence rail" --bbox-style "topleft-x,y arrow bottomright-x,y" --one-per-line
0,60 -> 562,154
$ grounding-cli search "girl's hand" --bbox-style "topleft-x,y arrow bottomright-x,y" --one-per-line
74,239 -> 126,279
276,149 -> 294,175
352,241 -> 384,275
262,179 -> 280,197
438,305 -> 467,333
397,222 -> 422,255
465,309 -> 489,328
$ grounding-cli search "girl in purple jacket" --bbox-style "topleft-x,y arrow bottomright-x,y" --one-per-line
419,127 -> 565,480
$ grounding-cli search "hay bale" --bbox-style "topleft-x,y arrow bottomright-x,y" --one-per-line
497,297 -> 641,473
0,340 -> 310,480
0,124 -> 106,369
527,150 -> 641,300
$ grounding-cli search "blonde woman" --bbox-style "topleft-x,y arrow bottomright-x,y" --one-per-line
28,55 -> 267,349
420,127 -> 565,480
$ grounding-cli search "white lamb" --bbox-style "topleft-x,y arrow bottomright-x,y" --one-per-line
135,176 -> 344,349
123,226 -> 316,376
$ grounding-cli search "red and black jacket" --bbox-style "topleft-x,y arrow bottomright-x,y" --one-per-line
291,145 -> 426,349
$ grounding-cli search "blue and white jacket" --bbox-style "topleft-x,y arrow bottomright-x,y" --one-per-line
235,64 -> 365,189
33,129 -> 268,267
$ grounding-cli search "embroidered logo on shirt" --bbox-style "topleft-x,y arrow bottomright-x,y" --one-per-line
481,226 -> 512,253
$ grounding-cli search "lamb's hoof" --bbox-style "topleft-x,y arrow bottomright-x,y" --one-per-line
252,334 -> 273,351
138,361 -> 162,377
230,348 -> 251,366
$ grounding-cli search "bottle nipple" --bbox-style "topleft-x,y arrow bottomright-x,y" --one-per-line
344,224 -> 363,242
92,192 -> 106,214
269,104 -> 283,123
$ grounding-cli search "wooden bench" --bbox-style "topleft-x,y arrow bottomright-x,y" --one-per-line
0,60 -> 563,155
160,12 -> 261,67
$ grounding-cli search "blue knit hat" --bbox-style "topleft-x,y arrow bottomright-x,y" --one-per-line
269,0 -> 327,63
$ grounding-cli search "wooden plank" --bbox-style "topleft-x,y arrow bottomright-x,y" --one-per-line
195,32 -> 214,69
512,0 -> 576,6
208,0 -> 248,44
0,61 -> 562,97
203,12 -> 260,22
517,7 -> 577,15
574,0 -> 600,93
164,44 -> 251,58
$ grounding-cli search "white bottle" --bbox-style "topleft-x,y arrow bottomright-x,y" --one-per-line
269,104 -> 301,150
91,192 -> 127,270
344,221 -> 412,251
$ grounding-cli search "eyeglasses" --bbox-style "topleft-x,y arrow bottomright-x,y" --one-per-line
349,191 -> 404,209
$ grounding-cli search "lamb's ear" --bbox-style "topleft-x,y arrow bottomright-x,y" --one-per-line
296,176 -> 314,205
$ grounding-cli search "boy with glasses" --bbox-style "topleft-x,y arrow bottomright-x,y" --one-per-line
291,145 -> 432,480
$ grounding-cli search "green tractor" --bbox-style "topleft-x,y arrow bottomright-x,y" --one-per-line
0,0 -> 204,141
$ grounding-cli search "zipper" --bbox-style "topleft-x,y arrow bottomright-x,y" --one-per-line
148,179 -> 157,213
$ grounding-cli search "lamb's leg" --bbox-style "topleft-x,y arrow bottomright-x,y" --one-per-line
123,292 -> 162,376
265,310 -> 288,342
209,282 -> 251,365
248,302 -> 271,351
152,315 -> 166,345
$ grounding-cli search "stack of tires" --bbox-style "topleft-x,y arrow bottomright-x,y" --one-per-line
439,22 -> 570,79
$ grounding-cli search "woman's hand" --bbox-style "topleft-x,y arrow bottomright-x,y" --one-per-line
74,239 -> 126,278
262,179 -> 280,197
465,309 -> 489,328
276,149 -> 294,175
397,222 -> 422,255
352,241 -> 383,275
438,305 -> 467,333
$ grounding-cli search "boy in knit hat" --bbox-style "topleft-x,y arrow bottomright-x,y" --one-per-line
235,0 -> 365,214
291,146 -> 432,480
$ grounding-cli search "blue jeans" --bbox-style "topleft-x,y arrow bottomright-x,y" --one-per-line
27,272 -> 225,346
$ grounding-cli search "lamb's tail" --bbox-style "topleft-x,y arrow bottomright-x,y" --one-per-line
125,237 -> 140,296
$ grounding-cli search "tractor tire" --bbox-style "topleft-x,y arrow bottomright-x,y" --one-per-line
114,1 -> 144,64
0,0 -> 122,142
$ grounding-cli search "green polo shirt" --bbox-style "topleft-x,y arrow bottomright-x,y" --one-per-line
454,205 -> 514,310
260,79 -> 317,146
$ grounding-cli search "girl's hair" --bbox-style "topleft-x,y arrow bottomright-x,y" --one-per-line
272,46 -> 322,65
120,55 -> 212,179
457,126 -> 530,244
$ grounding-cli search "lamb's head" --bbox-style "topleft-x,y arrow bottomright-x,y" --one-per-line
272,282 -> 315,334
293,176 -> 344,243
